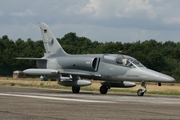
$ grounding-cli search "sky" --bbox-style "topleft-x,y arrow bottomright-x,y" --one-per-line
1,0 -> 180,43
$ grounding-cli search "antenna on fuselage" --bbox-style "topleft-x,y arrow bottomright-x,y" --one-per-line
119,50 -> 125,54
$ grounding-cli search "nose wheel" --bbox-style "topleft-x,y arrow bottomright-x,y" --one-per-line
137,82 -> 146,96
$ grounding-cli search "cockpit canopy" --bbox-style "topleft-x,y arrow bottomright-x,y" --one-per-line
103,54 -> 145,68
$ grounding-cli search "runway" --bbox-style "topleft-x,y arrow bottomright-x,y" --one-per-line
0,86 -> 180,120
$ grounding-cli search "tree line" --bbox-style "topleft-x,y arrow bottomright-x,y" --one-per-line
0,33 -> 180,82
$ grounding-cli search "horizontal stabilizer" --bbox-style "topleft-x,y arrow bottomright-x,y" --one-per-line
15,57 -> 47,61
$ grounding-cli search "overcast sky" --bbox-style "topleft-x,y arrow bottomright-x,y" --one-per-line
1,0 -> 180,43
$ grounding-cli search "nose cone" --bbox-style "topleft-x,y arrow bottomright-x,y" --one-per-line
127,68 -> 175,83
144,68 -> 175,83
157,73 -> 175,83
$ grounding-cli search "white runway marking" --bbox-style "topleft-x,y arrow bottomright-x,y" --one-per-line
0,93 -> 115,103
1,92 -> 180,104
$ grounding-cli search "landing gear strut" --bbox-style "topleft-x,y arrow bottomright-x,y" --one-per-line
72,86 -> 80,93
137,82 -> 146,96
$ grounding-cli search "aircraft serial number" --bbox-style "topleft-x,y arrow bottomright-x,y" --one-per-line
126,75 -> 139,77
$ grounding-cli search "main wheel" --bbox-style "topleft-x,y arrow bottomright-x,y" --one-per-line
137,89 -> 144,96
72,86 -> 80,93
100,85 -> 108,94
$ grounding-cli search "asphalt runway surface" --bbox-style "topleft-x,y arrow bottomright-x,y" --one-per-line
0,86 -> 180,120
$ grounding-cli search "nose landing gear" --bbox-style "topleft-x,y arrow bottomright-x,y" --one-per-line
137,82 -> 146,96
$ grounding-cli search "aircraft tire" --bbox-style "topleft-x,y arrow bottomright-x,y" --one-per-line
72,86 -> 80,93
100,85 -> 108,94
137,89 -> 144,96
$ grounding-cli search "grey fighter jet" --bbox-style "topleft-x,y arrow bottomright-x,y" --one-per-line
17,22 -> 175,96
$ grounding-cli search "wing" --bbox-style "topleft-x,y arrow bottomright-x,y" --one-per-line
16,58 -> 101,79
60,71 -> 101,78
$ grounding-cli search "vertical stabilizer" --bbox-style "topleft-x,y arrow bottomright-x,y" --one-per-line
38,22 -> 68,57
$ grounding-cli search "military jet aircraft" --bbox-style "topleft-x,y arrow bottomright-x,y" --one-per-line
17,22 -> 175,96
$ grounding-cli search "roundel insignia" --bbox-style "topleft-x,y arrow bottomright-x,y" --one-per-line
48,37 -> 54,46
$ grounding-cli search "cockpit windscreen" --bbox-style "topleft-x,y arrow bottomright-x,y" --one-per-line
116,55 -> 145,68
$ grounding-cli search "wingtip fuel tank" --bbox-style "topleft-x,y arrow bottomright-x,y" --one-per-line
23,69 -> 59,75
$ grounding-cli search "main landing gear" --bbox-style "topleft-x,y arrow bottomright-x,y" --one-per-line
71,81 -> 147,96
137,82 -> 146,96
100,85 -> 109,94
72,86 -> 80,93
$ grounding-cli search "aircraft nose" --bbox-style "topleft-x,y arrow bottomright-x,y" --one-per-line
135,68 -> 175,83
157,74 -> 175,83
126,68 -> 175,83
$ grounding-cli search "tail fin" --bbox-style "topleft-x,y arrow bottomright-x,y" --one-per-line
38,22 -> 68,57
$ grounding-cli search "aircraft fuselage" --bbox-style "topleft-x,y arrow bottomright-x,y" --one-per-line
36,54 -> 174,83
